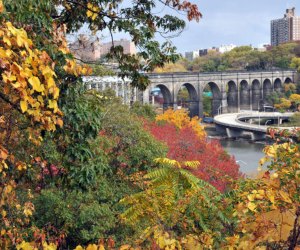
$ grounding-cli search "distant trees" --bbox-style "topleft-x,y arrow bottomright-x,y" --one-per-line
156,42 -> 300,73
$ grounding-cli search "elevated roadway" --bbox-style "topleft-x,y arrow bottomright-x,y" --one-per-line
214,112 -> 295,140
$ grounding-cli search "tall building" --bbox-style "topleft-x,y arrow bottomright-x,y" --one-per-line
271,8 -> 300,46
69,37 -> 136,61
185,51 -> 199,61
69,35 -> 101,61
101,39 -> 136,55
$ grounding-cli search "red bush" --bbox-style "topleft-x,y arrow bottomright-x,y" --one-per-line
146,121 -> 240,192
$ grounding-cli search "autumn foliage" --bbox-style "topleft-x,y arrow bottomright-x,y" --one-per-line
147,109 -> 240,191
1,0 -> 300,249
155,108 -> 206,138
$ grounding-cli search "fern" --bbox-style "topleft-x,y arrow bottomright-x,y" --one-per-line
121,157 -> 229,243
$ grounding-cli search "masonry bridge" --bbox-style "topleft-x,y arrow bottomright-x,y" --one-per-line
84,70 -> 297,117
143,70 -> 297,117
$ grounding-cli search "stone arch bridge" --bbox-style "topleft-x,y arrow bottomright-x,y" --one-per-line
143,70 -> 297,117
84,70 -> 297,117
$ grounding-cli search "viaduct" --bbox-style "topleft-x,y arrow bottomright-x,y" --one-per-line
84,70 -> 297,117
143,70 -> 297,117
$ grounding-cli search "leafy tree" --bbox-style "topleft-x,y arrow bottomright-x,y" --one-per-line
225,129 -> 300,249
155,108 -> 206,138
121,158 -> 231,249
55,0 -> 201,89
177,87 -> 190,104
203,95 -> 212,116
147,122 -> 240,191
89,64 -> 115,76
0,0 -> 201,247
153,62 -> 188,73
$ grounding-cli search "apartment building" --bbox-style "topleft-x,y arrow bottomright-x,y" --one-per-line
271,8 -> 300,46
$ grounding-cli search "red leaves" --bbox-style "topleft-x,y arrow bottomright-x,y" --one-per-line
146,121 -> 240,192
164,0 -> 202,22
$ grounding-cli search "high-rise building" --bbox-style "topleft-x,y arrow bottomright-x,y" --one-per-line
271,8 -> 300,46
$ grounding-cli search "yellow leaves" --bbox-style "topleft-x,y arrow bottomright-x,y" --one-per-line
247,202 -> 256,211
259,156 -> 269,166
16,241 -> 57,250
247,193 -> 255,202
153,157 -> 198,169
266,190 -> 275,204
63,59 -> 91,76
23,202 -> 34,217
263,145 -> 278,158
184,161 -> 200,169
0,21 -> 63,132
156,109 -> 206,138
225,234 -> 240,247
16,241 -> 37,250
1,210 -> 7,217
42,242 -> 57,250
86,244 -> 98,250
289,93 -> 300,103
74,244 -> 105,250
119,245 -> 132,250
20,100 -> 28,113
278,190 -> 292,203
47,77 -> 55,88
74,246 -> 84,250
48,100 -> 58,113
28,76 -> 44,92
3,35 -> 12,46
87,3 -> 100,20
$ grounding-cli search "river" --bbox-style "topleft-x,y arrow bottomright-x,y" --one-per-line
205,126 -> 267,175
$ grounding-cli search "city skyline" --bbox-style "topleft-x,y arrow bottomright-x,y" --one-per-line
171,0 -> 300,53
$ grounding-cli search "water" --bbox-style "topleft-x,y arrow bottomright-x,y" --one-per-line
205,126 -> 266,175
219,139 -> 265,175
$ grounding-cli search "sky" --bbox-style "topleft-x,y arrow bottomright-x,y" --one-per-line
70,0 -> 300,54
172,0 -> 300,53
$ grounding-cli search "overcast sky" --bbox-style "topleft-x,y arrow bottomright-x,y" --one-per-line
171,0 -> 300,53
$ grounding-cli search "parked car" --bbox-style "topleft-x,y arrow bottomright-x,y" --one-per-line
203,117 -> 214,123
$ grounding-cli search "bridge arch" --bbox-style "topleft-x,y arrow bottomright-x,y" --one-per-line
274,78 -> 282,93
284,77 -> 293,84
263,79 -> 272,103
203,82 -> 221,116
226,81 -> 238,112
240,80 -> 250,110
154,84 -> 173,110
176,83 -> 199,117
251,79 -> 261,110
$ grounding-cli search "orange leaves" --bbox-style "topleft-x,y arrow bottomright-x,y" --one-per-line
0,146 -> 8,173
0,145 -> 8,160
63,59 -> 92,77
155,108 -> 206,138
165,0 -> 202,22
0,1 -> 3,13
